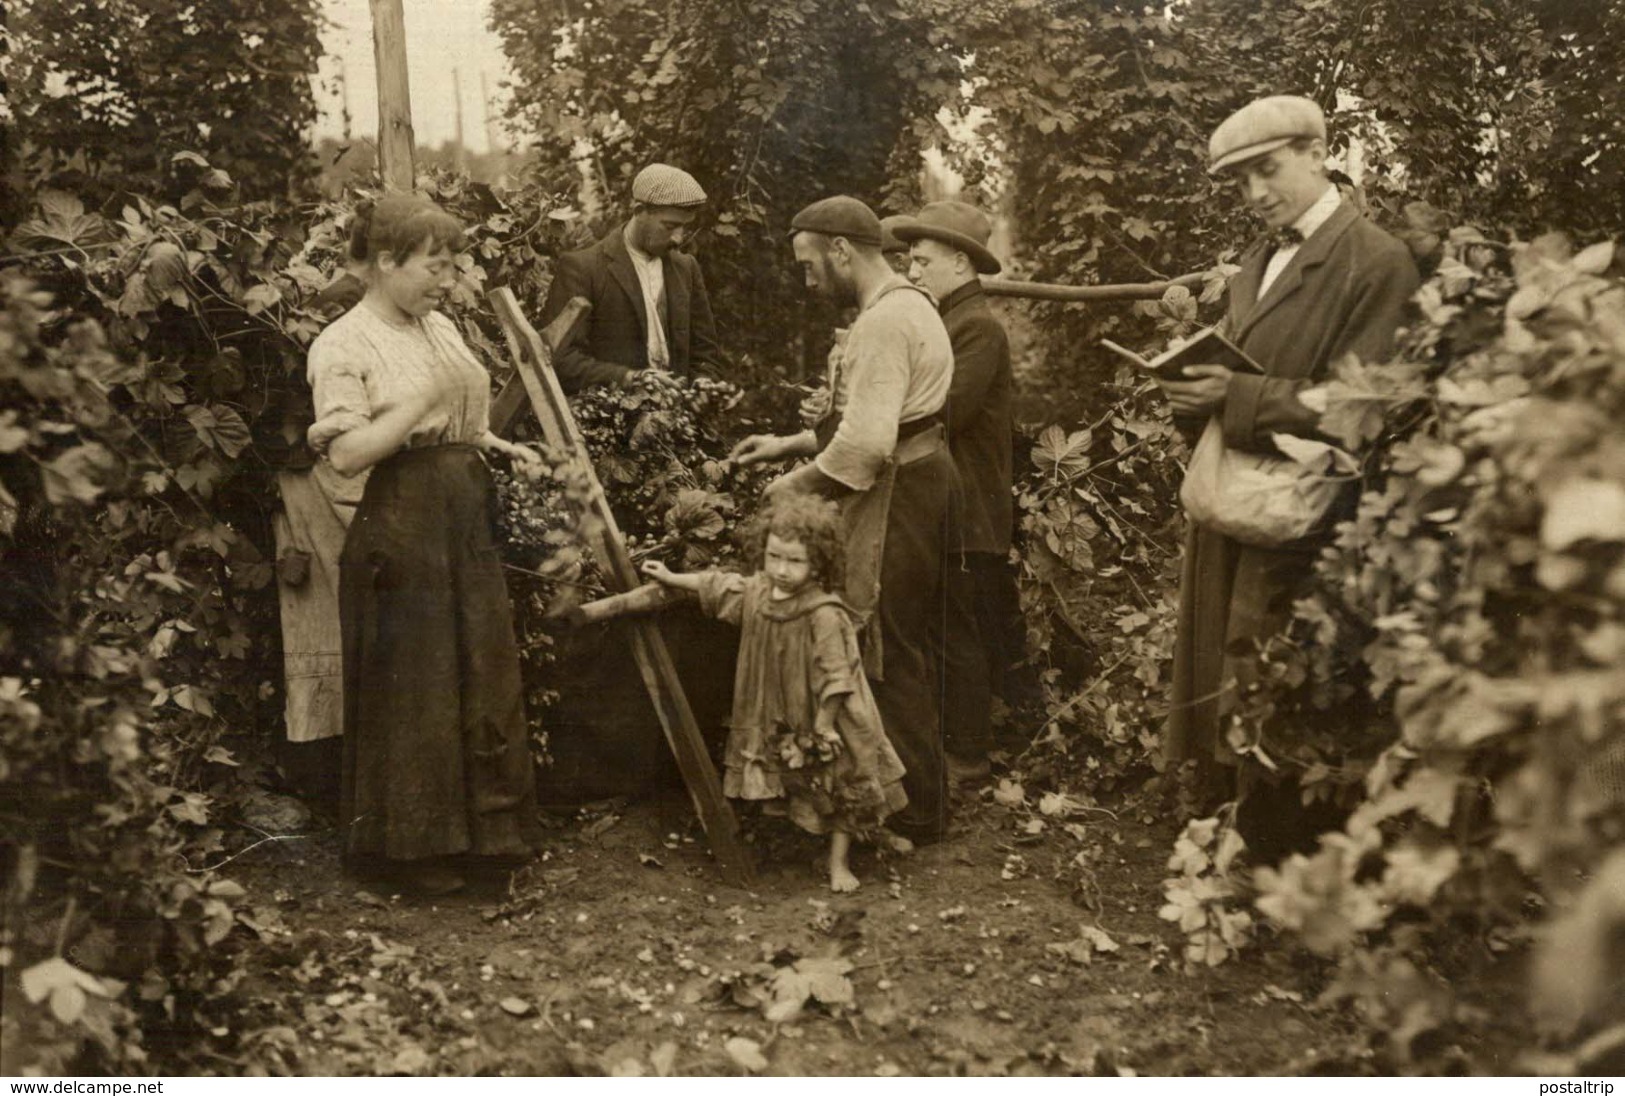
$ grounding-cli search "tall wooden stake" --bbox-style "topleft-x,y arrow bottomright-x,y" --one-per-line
369,0 -> 415,191
487,289 -> 755,888
452,67 -> 466,169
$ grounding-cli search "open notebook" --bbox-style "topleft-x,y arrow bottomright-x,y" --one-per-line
1101,327 -> 1264,382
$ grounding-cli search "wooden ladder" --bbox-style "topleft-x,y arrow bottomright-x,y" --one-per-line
487,288 -> 754,888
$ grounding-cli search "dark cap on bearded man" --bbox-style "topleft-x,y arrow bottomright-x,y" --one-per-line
789,196 -> 883,247
891,200 -> 1003,275
632,163 -> 707,207
1208,95 -> 1326,175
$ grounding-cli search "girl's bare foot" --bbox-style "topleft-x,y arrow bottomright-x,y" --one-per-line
829,830 -> 860,892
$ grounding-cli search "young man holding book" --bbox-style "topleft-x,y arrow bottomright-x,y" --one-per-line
1158,96 -> 1420,858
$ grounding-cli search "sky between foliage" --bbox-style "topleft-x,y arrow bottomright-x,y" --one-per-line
315,0 -> 514,155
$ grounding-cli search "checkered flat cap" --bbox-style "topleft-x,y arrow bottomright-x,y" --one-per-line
1208,95 -> 1326,174
632,163 -> 707,208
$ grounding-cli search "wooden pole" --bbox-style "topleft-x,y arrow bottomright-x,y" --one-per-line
480,70 -> 499,154
981,270 -> 1205,303
559,584 -> 689,628
486,288 -> 754,888
452,67 -> 466,170
369,0 -> 415,191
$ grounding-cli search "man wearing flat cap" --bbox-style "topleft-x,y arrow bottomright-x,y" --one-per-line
894,200 -> 1021,786
732,194 -> 958,845
535,164 -> 731,804
1158,95 -> 1419,857
540,162 -> 727,393
794,214 -> 916,430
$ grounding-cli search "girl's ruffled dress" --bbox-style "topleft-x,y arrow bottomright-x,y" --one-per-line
695,571 -> 907,834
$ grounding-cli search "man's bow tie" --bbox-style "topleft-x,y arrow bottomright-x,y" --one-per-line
1267,226 -> 1305,251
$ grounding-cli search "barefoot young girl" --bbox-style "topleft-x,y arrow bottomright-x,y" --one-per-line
641,494 -> 906,891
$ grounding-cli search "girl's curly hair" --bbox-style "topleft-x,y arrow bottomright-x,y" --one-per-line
740,492 -> 845,592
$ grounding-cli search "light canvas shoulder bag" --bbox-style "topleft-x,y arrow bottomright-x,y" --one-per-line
1179,418 -> 1359,546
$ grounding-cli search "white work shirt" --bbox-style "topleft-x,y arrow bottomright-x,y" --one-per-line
1259,183 -> 1341,297
623,226 -> 671,370
814,278 -> 953,491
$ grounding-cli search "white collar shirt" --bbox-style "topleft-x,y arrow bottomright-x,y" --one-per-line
1259,183 -> 1341,297
623,226 -> 671,370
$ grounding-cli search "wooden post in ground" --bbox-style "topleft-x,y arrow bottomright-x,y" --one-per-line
486,288 -> 755,888
369,0 -> 415,191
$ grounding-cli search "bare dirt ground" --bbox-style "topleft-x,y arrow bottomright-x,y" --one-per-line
216,782 -> 1434,1078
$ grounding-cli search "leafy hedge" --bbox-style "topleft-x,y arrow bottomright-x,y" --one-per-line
1150,223 -> 1625,1070
0,162 -> 670,1072
0,273 -> 257,1072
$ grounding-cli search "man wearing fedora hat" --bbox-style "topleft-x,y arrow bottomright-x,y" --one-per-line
893,201 -> 1021,785
1158,95 -> 1419,856
540,162 -> 728,394
732,194 -> 958,845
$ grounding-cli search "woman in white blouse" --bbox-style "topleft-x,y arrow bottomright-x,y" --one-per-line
307,195 -> 542,895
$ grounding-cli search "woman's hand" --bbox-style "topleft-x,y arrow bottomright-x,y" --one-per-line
1158,364 -> 1232,417
480,433 -> 546,478
507,441 -> 545,479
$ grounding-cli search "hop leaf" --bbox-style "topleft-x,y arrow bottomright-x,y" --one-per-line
1030,425 -> 1092,476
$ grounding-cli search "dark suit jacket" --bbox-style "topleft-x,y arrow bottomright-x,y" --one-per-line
1165,198 -> 1420,774
940,281 -> 1014,555
1211,200 -> 1420,453
540,226 -> 727,393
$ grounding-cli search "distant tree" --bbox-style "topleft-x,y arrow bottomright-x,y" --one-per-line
4,0 -> 322,209
489,0 -> 965,380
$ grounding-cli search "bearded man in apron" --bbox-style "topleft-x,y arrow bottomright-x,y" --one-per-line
732,196 -> 958,845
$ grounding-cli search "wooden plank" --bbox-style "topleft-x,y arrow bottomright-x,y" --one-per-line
486,288 -> 755,888
982,270 -> 1205,302
490,296 -> 591,436
368,0 -> 415,191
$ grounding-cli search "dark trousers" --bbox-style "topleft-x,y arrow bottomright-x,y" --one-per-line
968,551 -> 1028,709
942,553 -> 991,762
874,448 -> 954,844
943,551 -> 1030,762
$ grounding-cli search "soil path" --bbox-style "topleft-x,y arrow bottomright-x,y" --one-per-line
228,786 -> 1363,1077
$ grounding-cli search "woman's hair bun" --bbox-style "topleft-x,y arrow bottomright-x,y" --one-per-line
347,194 -> 465,267
347,199 -> 378,262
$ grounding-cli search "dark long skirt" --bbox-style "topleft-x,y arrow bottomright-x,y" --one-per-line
338,444 -> 541,863
875,446 -> 956,844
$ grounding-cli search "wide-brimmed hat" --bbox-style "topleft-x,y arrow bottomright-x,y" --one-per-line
788,196 -> 883,247
1208,96 -> 1326,174
891,201 -> 1002,275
